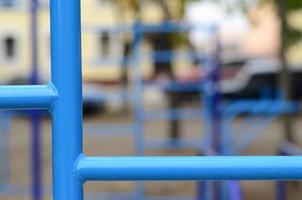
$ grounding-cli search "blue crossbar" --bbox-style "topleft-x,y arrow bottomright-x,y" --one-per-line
75,156 -> 302,181
84,21 -> 215,34
0,1 -> 301,200
0,84 -> 57,110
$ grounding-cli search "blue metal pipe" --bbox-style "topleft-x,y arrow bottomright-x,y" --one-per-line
131,22 -> 146,200
30,0 -> 42,199
0,84 -> 57,110
30,110 -> 42,200
143,108 -> 203,121
226,181 -> 241,200
76,156 -> 302,181
50,0 -> 83,199
84,22 -> 215,34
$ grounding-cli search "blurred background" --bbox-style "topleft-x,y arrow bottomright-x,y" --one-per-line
1,0 -> 302,200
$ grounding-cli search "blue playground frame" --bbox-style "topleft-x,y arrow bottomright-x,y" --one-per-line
83,19 -> 220,200
0,1 -> 302,200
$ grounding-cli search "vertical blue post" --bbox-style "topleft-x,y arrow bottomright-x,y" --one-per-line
211,31 -> 225,200
226,181 -> 242,200
132,22 -> 145,200
198,27 -> 215,200
211,31 -> 222,156
30,0 -> 42,199
276,181 -> 286,200
50,0 -> 83,199
276,151 -> 287,200
198,27 -> 228,200
132,22 -> 144,156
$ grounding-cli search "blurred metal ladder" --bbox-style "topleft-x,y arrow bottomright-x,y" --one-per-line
0,1 -> 302,200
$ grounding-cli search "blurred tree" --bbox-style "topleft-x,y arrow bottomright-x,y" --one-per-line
259,0 -> 302,142
258,0 -> 302,58
275,0 -> 294,142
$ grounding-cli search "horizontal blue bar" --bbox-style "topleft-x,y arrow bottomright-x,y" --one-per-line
144,138 -> 202,150
224,100 -> 299,115
76,156 -> 302,181
84,90 -> 128,103
84,22 -> 215,34
0,83 -> 58,110
143,108 -> 202,121
138,81 -> 204,93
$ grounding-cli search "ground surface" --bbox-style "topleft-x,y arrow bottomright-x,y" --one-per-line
1,109 -> 302,200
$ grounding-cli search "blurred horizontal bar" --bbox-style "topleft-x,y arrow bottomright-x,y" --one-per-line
76,156 -> 302,181
235,115 -> 275,152
84,90 -> 129,103
143,108 -> 202,121
135,81 -> 204,93
224,100 -> 299,115
0,84 -> 58,110
83,21 -> 216,34
144,138 -> 202,150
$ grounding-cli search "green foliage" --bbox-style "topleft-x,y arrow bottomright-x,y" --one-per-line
286,28 -> 302,48
278,0 -> 302,49
285,0 -> 302,11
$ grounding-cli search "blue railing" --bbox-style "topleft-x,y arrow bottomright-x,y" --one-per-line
0,1 -> 302,200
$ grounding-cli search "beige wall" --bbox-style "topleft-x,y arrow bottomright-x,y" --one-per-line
242,5 -> 280,58
242,4 -> 302,64
0,0 -> 214,84
0,0 -> 124,83
0,6 -> 30,84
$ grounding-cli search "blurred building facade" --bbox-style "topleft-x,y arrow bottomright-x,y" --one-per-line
0,0 -> 190,84
0,0 -> 122,84
1,0 -> 300,85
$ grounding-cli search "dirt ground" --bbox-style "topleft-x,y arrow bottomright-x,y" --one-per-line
1,110 -> 302,200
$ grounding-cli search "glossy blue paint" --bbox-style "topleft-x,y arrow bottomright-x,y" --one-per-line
50,0 -> 83,199
76,156 -> 302,181
0,84 -> 57,110
30,0 -> 42,199
0,2 -> 302,200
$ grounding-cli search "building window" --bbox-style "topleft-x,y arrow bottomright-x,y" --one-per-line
0,0 -> 18,8
99,31 -> 110,57
3,36 -> 16,60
